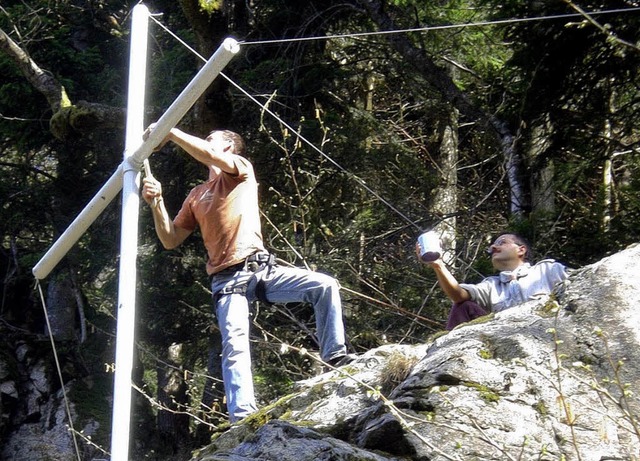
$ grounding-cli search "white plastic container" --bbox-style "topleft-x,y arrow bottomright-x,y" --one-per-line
417,231 -> 442,262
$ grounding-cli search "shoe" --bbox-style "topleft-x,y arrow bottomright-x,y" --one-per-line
326,353 -> 358,367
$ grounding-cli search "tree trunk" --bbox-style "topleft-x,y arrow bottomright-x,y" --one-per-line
431,106 -> 459,267
528,114 -> 556,223
196,329 -> 226,443
157,343 -> 190,453
602,82 -> 617,234
45,272 -> 76,341
355,0 -> 526,215
178,0 -> 234,133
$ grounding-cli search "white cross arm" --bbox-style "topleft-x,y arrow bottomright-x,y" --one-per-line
32,37 -> 240,280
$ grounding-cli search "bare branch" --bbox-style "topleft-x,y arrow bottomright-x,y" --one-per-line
0,27 -> 70,113
563,0 -> 640,53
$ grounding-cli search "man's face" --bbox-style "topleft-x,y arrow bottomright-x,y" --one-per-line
488,234 -> 526,269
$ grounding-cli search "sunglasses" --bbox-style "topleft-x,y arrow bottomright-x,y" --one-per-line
487,238 -> 524,255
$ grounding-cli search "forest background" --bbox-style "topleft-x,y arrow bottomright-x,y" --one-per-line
1,0 -> 639,459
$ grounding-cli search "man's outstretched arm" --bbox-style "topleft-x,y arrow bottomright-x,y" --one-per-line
146,125 -> 238,174
416,244 -> 471,303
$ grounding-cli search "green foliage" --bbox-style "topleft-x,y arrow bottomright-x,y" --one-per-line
0,0 -> 639,457
148,29 -> 199,111
463,380 -> 501,403
199,0 -> 223,14
254,367 -> 295,405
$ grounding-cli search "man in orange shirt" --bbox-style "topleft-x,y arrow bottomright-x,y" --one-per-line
142,126 -> 351,422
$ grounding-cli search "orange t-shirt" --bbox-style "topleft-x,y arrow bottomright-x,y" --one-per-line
173,156 -> 265,275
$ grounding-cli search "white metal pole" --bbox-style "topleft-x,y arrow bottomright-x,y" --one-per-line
31,37 -> 240,280
110,5 -> 148,461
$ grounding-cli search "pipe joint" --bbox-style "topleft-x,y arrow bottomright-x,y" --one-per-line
123,156 -> 143,173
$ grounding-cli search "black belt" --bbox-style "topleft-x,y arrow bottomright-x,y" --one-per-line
213,252 -> 274,278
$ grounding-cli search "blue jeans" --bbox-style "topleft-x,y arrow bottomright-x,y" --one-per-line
210,264 -> 347,422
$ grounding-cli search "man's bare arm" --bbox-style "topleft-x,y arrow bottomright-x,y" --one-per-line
416,244 -> 470,303
142,177 -> 192,249
146,125 -> 238,174
429,259 -> 471,303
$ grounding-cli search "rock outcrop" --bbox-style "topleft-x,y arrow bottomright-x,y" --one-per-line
2,245 -> 639,460
193,243 -> 640,461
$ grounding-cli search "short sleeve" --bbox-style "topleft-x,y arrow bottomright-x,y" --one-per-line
173,189 -> 198,232
460,278 -> 497,310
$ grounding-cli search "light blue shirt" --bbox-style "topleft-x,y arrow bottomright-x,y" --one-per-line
460,260 -> 569,312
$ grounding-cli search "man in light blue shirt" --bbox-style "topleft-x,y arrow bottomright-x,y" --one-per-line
419,233 -> 569,330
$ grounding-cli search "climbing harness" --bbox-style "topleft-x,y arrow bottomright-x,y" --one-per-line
213,252 -> 276,305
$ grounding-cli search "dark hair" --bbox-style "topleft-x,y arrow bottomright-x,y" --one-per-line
506,232 -> 532,262
208,130 -> 246,156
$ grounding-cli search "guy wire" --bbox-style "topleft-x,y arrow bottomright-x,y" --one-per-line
237,7 -> 640,46
35,279 -> 84,461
